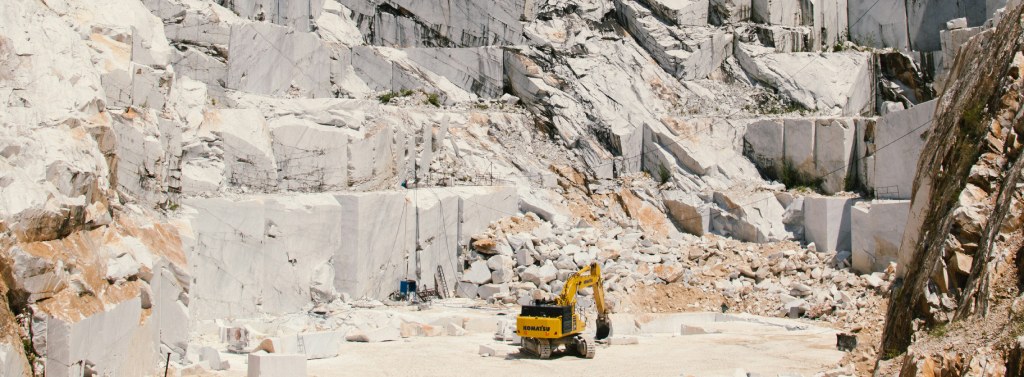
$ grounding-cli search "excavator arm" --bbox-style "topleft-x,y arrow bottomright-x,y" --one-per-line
555,262 -> 611,339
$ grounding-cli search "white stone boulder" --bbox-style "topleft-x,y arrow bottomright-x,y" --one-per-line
43,297 -> 155,376
486,255 -> 514,271
247,352 -> 307,377
663,192 -> 712,236
456,282 -> 479,299
515,248 -> 535,267
446,323 -> 468,336
851,200 -> 910,273
307,332 -> 346,359
521,261 -> 558,286
736,44 -> 873,116
152,263 -> 191,359
711,190 -> 791,243
477,284 -> 510,300
491,267 -> 515,284
478,343 -> 516,357
803,196 -> 860,252
869,100 -> 936,199
199,347 -> 229,371
946,17 -> 968,30
462,260 -> 493,285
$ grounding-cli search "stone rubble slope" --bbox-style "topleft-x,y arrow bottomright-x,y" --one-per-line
462,212 -> 889,334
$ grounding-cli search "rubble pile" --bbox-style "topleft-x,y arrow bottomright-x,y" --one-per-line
460,212 -> 889,331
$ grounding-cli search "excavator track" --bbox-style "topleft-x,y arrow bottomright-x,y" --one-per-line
522,337 -> 553,359
538,338 -> 553,359
575,336 -> 596,359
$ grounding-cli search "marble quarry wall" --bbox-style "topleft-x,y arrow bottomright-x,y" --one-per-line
742,99 -> 936,198
183,187 -> 517,320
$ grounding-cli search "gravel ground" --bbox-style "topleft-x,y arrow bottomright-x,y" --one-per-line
186,311 -> 845,377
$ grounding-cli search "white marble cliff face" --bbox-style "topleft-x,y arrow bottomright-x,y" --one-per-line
182,187 -> 517,320
2,0 -> 1005,373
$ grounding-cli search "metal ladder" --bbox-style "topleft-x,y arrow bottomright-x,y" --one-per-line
435,266 -> 449,299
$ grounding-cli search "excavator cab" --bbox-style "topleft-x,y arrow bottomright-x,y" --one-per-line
516,262 -> 612,359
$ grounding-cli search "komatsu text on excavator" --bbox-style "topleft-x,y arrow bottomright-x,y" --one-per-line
515,262 -> 611,359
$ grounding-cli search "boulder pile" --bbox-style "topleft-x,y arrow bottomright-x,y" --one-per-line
460,212 -> 889,330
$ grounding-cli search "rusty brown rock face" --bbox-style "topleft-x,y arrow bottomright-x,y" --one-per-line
881,0 -> 1024,363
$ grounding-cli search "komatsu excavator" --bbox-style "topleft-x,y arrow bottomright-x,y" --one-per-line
515,262 -> 611,359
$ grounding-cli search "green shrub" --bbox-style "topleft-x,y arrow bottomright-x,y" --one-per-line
378,92 -> 397,103
658,164 -> 671,184
426,93 -> 441,107
767,161 -> 824,192
378,89 -> 417,104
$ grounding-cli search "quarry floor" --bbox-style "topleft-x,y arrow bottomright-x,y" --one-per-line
200,310 -> 845,377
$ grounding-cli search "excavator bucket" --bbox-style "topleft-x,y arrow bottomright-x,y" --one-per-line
595,315 -> 611,340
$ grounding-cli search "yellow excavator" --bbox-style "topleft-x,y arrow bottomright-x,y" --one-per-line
516,262 -> 611,359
